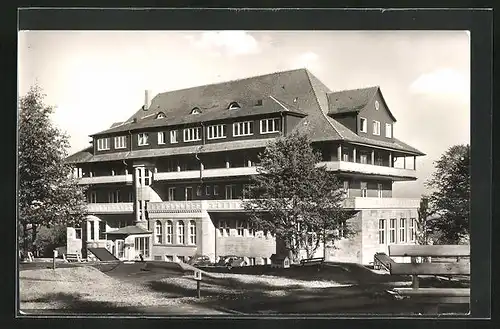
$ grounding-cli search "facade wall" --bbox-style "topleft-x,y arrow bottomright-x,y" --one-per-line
333,114 -> 357,133
357,90 -> 395,141
326,211 -> 363,263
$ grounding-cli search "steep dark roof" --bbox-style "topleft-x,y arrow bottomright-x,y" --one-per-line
106,226 -> 151,235
66,146 -> 93,163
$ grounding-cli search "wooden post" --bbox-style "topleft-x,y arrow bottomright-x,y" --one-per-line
371,150 -> 375,165
411,256 -> 419,289
389,152 -> 393,167
352,147 -> 357,163
197,280 -> 201,298
414,156 -> 417,170
403,156 -> 406,169
337,144 -> 342,161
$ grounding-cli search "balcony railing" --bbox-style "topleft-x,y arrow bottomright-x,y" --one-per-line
78,174 -> 133,185
153,166 -> 258,182
318,161 -> 417,180
86,202 -> 134,214
342,197 -> 420,209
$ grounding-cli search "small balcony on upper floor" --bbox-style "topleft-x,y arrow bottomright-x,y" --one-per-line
86,202 -> 134,214
78,174 -> 133,185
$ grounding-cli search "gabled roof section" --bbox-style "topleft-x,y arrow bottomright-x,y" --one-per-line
327,86 -> 397,122
66,146 -> 93,164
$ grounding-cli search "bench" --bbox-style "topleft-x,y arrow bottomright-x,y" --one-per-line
63,253 -> 83,263
388,245 -> 470,306
300,257 -> 325,266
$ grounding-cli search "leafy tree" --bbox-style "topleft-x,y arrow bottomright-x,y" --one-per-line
18,85 -> 88,257
425,144 -> 470,244
242,132 -> 351,262
416,195 -> 434,245
34,224 -> 67,257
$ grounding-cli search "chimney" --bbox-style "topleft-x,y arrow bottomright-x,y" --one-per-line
144,89 -> 152,110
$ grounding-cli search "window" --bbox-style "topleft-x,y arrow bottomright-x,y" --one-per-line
155,220 -> 163,244
178,256 -> 185,263
170,130 -> 178,144
165,255 -> 173,262
134,237 -> 150,258
196,186 -> 202,197
260,118 -> 281,134
409,218 -> 417,241
185,187 -> 193,201
375,100 -> 380,110
89,191 -> 97,203
188,221 -> 196,245
343,181 -> 350,197
114,136 -> 126,149
342,148 -> 350,162
360,154 -> 368,164
191,107 -> 201,115
166,221 -> 173,244
373,121 -> 381,135
376,154 -> 383,166
214,185 -> 220,196
158,132 -> 166,144
225,185 -> 237,200
156,112 -> 165,119
236,220 -> 244,236
389,219 -> 396,244
399,218 -> 407,243
360,182 -> 368,197
207,124 -> 227,140
108,190 -> 120,203
359,118 -> 367,133
377,183 -> 383,198
168,187 -> 175,201
233,121 -> 253,137
183,127 -> 201,142
138,133 -> 149,146
144,169 -> 152,186
378,219 -> 386,244
97,138 -> 110,151
228,102 -> 240,110
218,220 -> 229,236
247,222 -> 255,237
98,220 -> 106,240
385,123 -> 392,138
128,192 -> 134,202
205,185 -> 211,196
177,221 -> 185,244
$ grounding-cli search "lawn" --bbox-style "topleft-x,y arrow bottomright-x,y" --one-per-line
19,261 -> 470,316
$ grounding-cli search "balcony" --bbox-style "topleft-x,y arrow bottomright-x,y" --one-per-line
318,161 -> 417,181
342,197 -> 420,209
87,202 -> 134,214
153,167 -> 258,182
147,199 -> 245,214
78,174 -> 133,185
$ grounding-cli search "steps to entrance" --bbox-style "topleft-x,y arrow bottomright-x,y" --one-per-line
374,252 -> 395,271
88,247 -> 119,261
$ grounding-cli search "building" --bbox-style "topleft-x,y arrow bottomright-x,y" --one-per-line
65,68 -> 424,265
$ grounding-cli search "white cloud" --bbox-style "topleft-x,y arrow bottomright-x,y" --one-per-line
188,31 -> 260,56
409,68 -> 469,96
291,51 -> 319,69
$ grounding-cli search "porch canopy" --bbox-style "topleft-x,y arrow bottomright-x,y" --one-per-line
107,225 -> 152,236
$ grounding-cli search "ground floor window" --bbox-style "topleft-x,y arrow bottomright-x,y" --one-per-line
155,220 -> 163,244
409,218 -> 417,241
135,236 -> 150,258
165,255 -> 173,262
98,220 -> 107,240
389,219 -> 396,244
189,220 -> 196,245
75,228 -> 82,239
177,221 -> 185,244
166,220 -> 173,244
178,256 -> 185,263
399,218 -> 407,243
378,219 -> 386,244
116,240 -> 125,258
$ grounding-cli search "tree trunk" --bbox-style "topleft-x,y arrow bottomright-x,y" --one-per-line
22,223 -> 28,260
31,224 -> 38,257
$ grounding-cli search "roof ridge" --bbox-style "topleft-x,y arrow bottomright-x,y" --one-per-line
304,70 -> 344,139
329,85 -> 380,94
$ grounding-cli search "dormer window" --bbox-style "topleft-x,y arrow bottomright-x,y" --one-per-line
228,102 -> 240,110
191,107 -> 201,115
156,112 -> 166,119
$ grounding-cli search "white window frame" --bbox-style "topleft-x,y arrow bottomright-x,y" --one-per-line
97,138 -> 110,151
389,219 -> 396,244
108,190 -> 120,203
375,100 -> 380,110
409,218 -> 417,242
377,183 -> 383,198
385,123 -> 392,138
343,180 -> 350,197
166,221 -> 173,244
247,222 -> 255,237
260,118 -> 281,134
177,221 -> 185,245
158,131 -> 166,145
170,130 -> 178,144
196,186 -> 202,197
205,185 -> 211,196
214,185 -> 219,196
138,133 -> 149,146
155,220 -> 163,244
207,124 -> 227,140
399,218 -> 407,243
360,181 -> 368,197
373,120 -> 381,136
218,220 -> 229,237
188,221 -> 196,245
378,219 -> 386,244
114,136 -> 126,149
183,127 -> 201,142
233,121 -> 253,137
236,220 -> 244,237
359,117 -> 367,133
89,191 -> 97,203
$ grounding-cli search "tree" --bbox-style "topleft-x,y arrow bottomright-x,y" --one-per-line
18,84 -> 88,257
425,144 -> 470,244
416,195 -> 434,245
242,132 -> 350,262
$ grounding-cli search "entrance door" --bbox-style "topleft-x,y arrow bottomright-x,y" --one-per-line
116,240 -> 125,259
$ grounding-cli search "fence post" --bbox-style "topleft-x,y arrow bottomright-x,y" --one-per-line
52,250 -> 57,270
411,256 -> 419,289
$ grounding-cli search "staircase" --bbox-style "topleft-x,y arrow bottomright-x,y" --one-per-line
373,252 -> 395,271
88,247 -> 119,261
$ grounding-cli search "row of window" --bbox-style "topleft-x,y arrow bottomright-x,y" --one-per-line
359,118 -> 392,138
378,218 -> 417,244
343,181 -> 384,198
341,149 -> 385,165
167,184 -> 247,201
97,118 -> 282,151
154,220 -> 196,245
88,191 -> 134,203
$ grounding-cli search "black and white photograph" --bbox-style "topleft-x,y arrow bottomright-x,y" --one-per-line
18,27 -> 473,316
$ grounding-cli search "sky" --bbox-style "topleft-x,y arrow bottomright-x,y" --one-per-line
18,31 -> 470,198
